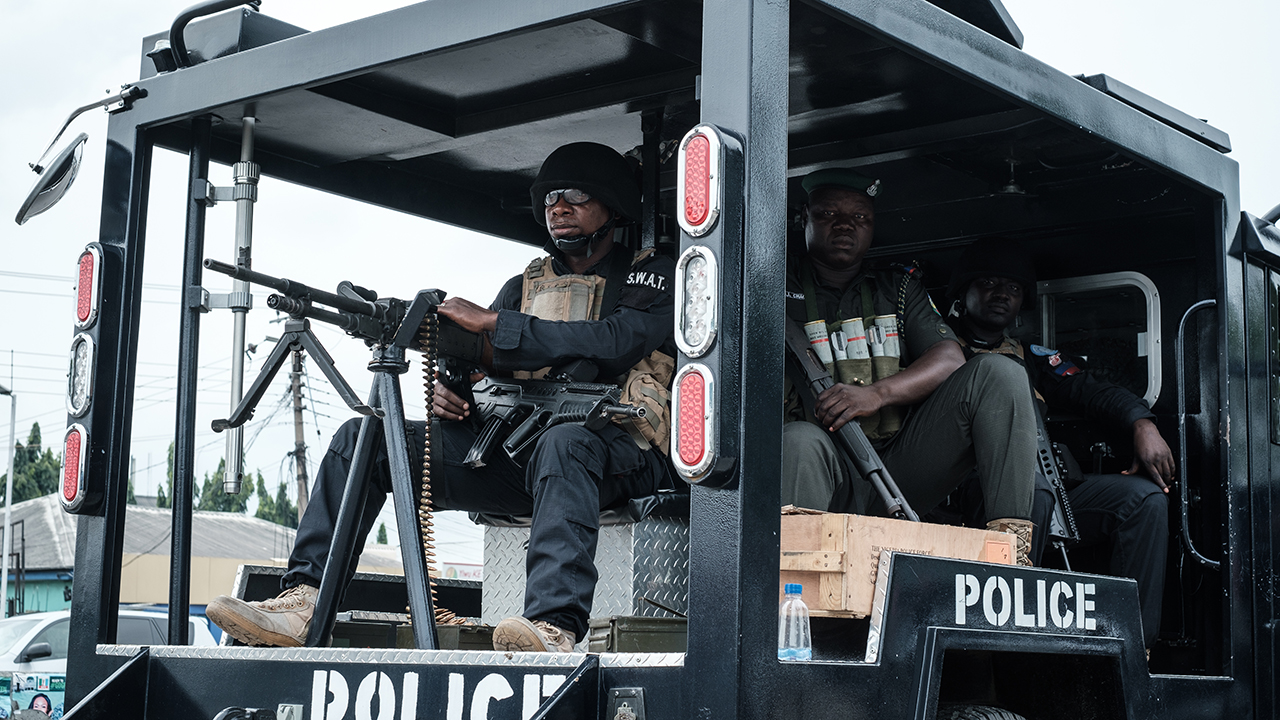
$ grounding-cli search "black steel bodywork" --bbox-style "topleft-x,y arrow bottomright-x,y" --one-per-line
63,0 -> 1269,717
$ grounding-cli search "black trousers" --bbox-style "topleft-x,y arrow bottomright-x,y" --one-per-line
284,416 -> 670,640
1032,473 -> 1169,648
948,471 -> 1169,647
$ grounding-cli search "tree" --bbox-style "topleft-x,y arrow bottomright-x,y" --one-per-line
196,459 -> 250,513
1,423 -> 62,503
254,473 -> 299,529
376,523 -> 388,544
127,456 -> 138,505
157,442 -> 174,509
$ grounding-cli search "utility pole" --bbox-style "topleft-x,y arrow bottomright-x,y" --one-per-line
290,351 -> 309,522
0,383 -> 16,619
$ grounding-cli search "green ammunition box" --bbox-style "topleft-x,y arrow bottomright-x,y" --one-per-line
396,623 -> 495,650
587,616 -> 687,653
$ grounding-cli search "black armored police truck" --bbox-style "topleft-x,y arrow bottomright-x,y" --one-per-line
16,0 -> 1280,718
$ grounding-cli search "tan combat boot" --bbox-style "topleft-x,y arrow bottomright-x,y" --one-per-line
206,583 -> 318,647
492,616 -> 575,652
986,518 -> 1034,567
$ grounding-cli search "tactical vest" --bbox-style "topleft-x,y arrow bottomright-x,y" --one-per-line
956,335 -> 1045,403
516,250 -> 674,454
798,262 -> 912,441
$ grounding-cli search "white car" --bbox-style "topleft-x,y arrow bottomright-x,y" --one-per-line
0,610 -> 216,675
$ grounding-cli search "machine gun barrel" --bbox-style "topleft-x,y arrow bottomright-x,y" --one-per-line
204,258 -> 379,318
267,294 -> 362,332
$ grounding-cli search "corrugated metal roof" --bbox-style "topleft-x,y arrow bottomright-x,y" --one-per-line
7,494 -> 403,571
9,494 -> 78,571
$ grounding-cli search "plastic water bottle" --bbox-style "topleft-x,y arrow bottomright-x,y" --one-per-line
778,582 -> 812,661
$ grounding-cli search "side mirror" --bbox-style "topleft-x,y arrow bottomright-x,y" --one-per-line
14,133 -> 88,225
18,641 -> 52,663
13,84 -> 145,227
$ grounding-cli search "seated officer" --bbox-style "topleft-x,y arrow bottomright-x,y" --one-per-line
781,169 -> 1037,565
943,236 -> 1171,648
207,142 -> 676,652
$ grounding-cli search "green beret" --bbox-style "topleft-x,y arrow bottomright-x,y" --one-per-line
801,168 -> 882,200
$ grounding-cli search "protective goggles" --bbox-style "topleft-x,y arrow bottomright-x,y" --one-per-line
543,188 -> 592,207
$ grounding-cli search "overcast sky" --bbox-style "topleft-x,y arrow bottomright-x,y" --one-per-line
0,1 -> 1275,570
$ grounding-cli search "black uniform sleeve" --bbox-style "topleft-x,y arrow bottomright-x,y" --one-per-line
489,254 -> 675,378
1027,345 -> 1155,432
488,274 -> 525,313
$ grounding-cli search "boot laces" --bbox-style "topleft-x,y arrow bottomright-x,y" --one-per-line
256,584 -> 315,612
533,621 -> 569,646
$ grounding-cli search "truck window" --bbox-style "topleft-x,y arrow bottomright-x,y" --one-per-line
118,617 -> 162,646
1036,271 -> 1162,407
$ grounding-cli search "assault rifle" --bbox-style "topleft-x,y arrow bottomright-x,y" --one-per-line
784,319 -> 919,521
464,370 -> 646,468
1035,420 -> 1080,569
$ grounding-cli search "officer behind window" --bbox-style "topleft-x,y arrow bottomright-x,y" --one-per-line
782,169 -> 1037,565
207,142 -> 676,653
942,236 -> 1171,649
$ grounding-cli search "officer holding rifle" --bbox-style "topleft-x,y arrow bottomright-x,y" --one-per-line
207,142 -> 676,653
943,236 -> 1171,649
781,169 -> 1038,565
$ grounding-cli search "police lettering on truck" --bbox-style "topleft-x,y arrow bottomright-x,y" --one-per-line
955,573 -> 1097,631
309,669 -> 569,720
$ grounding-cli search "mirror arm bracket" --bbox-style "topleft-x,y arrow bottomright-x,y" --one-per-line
29,85 -> 147,174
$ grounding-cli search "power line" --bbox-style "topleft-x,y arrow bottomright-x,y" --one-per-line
0,289 -> 83,301
0,348 -> 205,369
0,270 -> 78,283
0,269 -> 184,292
0,288 -> 186,306
5,366 -> 174,380
244,391 -> 292,455
302,362 -> 323,438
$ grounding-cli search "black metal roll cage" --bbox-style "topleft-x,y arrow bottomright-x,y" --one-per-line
65,1 -> 1258,717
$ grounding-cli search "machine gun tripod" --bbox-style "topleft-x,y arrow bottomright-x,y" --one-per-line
204,258 -> 485,651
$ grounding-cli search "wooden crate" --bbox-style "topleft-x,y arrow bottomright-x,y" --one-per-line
779,512 -> 1015,618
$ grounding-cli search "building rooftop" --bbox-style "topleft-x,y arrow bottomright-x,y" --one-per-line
6,494 -> 404,572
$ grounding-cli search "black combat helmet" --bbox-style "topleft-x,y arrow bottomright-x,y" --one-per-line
530,142 -> 640,252
946,236 -> 1037,309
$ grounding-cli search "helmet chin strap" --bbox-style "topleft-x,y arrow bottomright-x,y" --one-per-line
551,216 -> 617,256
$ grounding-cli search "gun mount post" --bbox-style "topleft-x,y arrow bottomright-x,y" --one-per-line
224,116 -> 260,496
